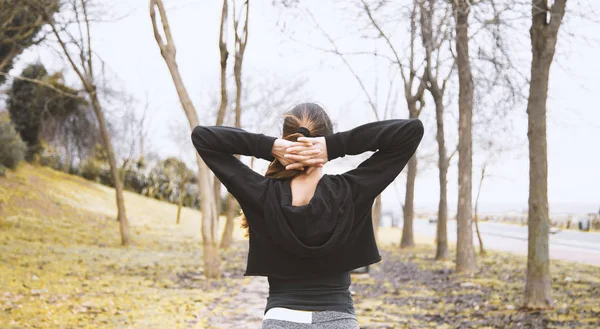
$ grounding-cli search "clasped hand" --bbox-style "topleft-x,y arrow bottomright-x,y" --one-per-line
272,137 -> 328,173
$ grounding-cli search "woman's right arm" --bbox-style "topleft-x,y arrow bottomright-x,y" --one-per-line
325,119 -> 424,205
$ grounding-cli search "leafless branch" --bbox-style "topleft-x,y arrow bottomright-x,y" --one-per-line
0,71 -> 84,99
305,8 -> 380,121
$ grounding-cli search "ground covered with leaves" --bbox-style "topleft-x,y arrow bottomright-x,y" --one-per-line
352,245 -> 600,329
0,165 -> 246,328
1,165 -> 599,328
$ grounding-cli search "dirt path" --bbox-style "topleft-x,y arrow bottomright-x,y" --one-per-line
192,277 -> 268,329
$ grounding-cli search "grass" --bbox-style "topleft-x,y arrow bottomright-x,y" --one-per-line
352,244 -> 600,328
0,164 -> 245,329
1,164 -> 599,329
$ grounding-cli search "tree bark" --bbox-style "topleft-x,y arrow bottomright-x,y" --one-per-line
220,0 -> 249,249
44,2 -> 130,246
220,193 -> 237,249
419,0 -> 451,260
213,0 -> 229,214
474,166 -> 486,256
400,94 -> 422,250
435,95 -> 449,260
360,0 -> 424,249
401,153 -> 417,248
150,0 -> 221,278
372,194 -> 382,242
524,0 -> 566,309
91,93 -> 130,245
454,0 -> 476,273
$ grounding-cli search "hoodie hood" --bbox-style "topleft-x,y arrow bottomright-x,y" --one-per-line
263,175 -> 355,258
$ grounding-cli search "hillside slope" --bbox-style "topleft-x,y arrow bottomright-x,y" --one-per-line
0,164 -> 243,328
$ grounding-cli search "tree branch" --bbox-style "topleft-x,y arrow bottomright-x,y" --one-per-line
305,9 -> 380,121
0,71 -> 84,99
549,0 -> 567,36
81,0 -> 94,79
360,0 -> 406,82
149,0 -> 175,57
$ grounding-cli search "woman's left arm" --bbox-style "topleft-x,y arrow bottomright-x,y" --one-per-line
191,126 -> 276,203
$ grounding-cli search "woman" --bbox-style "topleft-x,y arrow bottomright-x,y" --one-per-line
191,103 -> 423,328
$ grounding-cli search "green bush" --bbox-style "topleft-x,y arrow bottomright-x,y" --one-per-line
0,120 -> 27,170
80,159 -> 102,182
39,144 -> 64,171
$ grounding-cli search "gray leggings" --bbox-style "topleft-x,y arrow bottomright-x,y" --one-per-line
261,311 -> 359,329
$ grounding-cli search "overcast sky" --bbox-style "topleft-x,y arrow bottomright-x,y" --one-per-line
11,0 -> 600,216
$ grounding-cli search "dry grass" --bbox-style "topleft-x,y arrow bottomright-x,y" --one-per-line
0,164 -> 238,329
2,164 -> 599,329
352,244 -> 600,328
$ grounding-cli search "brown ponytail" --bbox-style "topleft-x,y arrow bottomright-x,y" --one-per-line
239,103 -> 333,237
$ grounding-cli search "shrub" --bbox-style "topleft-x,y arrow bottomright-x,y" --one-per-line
39,144 -> 64,171
0,120 -> 27,170
80,159 -> 102,182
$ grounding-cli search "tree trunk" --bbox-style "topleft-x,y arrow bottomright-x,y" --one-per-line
220,193 -> 237,249
454,0 -> 476,273
221,2 -> 248,249
150,0 -> 221,278
401,155 -> 416,248
168,58 -> 221,278
372,194 -> 382,242
419,0 -> 450,260
218,58 -> 243,249
216,0 -> 229,127
397,2 -> 425,250
524,0 -> 566,309
435,96 -> 449,260
90,93 -> 130,246
213,181 -> 222,217
474,166 -> 486,256
45,1 -> 131,247
473,213 -> 485,256
213,0 -> 229,216
176,180 -> 184,224
525,54 -> 553,308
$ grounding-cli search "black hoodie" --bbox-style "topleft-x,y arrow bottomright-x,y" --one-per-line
191,119 -> 424,279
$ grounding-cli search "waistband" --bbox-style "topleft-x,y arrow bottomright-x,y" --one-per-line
263,307 -> 357,324
264,307 -> 312,323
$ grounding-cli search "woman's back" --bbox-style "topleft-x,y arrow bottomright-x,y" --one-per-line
191,102 -> 424,328
267,272 -> 354,314
289,173 -> 321,207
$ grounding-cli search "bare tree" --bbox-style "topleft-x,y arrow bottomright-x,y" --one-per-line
524,0 -> 567,309
361,0 -> 426,249
0,0 -> 59,85
232,0 -> 248,131
31,0 -> 131,245
419,0 -> 456,260
473,163 -> 487,256
301,6 -> 404,241
213,0 -> 229,214
221,0 -> 250,249
451,0 -> 477,273
113,98 -> 149,182
150,0 -> 221,278
175,162 -> 193,225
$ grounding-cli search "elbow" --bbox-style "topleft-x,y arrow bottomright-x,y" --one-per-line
405,119 -> 424,150
412,119 -> 424,139
191,126 -> 208,149
407,119 -> 424,141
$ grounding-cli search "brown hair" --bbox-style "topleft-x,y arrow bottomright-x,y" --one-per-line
240,103 -> 333,237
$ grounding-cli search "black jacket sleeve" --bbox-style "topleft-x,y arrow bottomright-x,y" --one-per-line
191,126 -> 277,207
325,119 -> 424,207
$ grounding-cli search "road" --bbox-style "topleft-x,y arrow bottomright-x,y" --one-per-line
412,219 -> 600,266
